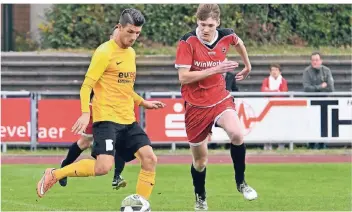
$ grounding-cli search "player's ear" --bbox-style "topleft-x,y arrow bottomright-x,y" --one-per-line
217,19 -> 221,27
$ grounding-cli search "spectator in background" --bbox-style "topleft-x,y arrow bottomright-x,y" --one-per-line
303,52 -> 335,92
261,64 -> 288,92
261,64 -> 288,150
303,52 -> 334,149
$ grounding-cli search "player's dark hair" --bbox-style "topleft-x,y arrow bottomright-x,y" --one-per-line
119,8 -> 145,27
196,4 -> 220,21
270,64 -> 281,72
311,51 -> 322,59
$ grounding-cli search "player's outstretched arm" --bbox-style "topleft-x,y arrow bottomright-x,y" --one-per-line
178,60 -> 239,85
140,100 -> 166,110
132,90 -> 166,109
234,38 -> 252,81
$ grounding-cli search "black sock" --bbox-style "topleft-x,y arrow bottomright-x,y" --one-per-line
114,154 -> 125,178
230,143 -> 246,186
191,164 -> 206,197
62,142 -> 83,167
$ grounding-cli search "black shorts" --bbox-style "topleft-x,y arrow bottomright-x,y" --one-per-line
91,121 -> 151,162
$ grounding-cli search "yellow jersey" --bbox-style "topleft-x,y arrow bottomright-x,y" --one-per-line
80,39 -> 143,124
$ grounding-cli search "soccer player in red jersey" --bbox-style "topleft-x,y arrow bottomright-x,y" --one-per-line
175,4 -> 258,210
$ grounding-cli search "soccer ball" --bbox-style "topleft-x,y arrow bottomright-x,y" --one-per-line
120,194 -> 151,212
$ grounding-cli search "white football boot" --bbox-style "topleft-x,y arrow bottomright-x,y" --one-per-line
195,193 -> 208,210
237,181 -> 258,201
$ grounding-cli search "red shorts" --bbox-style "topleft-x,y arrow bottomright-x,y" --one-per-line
185,97 -> 236,145
82,105 -> 93,137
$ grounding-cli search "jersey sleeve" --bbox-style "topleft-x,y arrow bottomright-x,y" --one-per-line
230,32 -> 240,46
175,40 -> 193,69
132,91 -> 144,106
80,78 -> 95,112
130,49 -> 144,105
80,49 -> 110,112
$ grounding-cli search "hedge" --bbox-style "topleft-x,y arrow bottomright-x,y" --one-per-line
39,4 -> 351,49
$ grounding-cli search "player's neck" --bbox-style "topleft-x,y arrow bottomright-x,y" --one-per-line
196,27 -> 218,46
113,37 -> 128,49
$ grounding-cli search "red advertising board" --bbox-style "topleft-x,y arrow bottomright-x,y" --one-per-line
1,98 -> 31,142
145,98 -> 188,142
1,99 -> 140,143
37,99 -> 81,142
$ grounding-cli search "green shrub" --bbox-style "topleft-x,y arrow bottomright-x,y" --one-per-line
39,4 -> 351,49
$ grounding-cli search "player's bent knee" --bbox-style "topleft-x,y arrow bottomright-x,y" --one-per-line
95,155 -> 114,175
141,153 -> 157,171
193,158 -> 207,172
144,154 -> 157,166
95,162 -> 113,175
94,165 -> 111,175
77,136 -> 93,150
136,145 -> 157,171
229,131 -> 244,145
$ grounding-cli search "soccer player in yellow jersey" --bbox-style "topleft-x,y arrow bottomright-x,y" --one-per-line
36,9 -> 165,201
57,27 -> 128,190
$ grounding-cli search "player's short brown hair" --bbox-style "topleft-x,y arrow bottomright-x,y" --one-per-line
196,4 -> 220,21
270,64 -> 281,72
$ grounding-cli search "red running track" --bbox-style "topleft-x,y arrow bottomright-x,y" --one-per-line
1,154 -> 351,164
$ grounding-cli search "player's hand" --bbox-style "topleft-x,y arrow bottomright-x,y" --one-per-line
213,60 -> 239,74
321,82 -> 327,88
235,66 -> 251,81
141,100 -> 166,109
72,112 -> 90,135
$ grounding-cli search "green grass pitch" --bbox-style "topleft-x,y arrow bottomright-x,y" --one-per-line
1,164 -> 351,211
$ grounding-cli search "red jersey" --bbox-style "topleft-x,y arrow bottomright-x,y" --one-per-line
175,28 -> 240,107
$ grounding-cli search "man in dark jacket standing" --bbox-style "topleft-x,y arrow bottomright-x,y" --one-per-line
303,52 -> 334,149
303,52 -> 335,92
